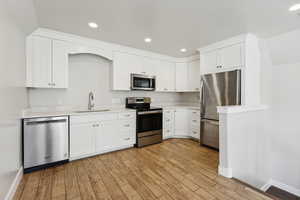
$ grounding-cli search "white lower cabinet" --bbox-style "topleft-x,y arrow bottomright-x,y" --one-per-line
70,112 -> 136,160
163,110 -> 175,139
70,122 -> 96,158
174,109 -> 190,137
189,110 -> 201,140
163,108 -> 200,140
95,120 -> 118,152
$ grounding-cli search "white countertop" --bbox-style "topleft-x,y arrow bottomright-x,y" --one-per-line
217,105 -> 269,114
22,103 -> 200,118
22,107 -> 135,119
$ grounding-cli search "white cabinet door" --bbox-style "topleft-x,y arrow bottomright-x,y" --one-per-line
95,120 -> 118,152
174,110 -> 189,136
70,123 -> 95,158
141,56 -> 157,76
156,61 -> 175,92
175,63 -> 188,91
26,36 -> 52,87
112,51 -> 142,90
200,50 -> 218,74
188,60 -> 200,91
52,40 -> 70,88
163,110 -> 175,139
218,44 -> 242,70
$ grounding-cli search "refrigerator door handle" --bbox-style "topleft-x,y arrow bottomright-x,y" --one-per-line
200,78 -> 205,116
236,70 -> 241,105
201,119 -> 219,125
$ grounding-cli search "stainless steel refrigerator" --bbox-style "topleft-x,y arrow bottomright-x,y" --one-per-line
200,70 -> 241,149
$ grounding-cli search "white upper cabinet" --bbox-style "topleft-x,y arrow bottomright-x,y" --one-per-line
199,34 -> 261,105
218,44 -> 242,70
52,40 -> 70,88
200,51 -> 218,75
112,51 -> 141,91
156,60 -> 176,92
200,43 -> 243,75
140,56 -> 157,76
175,60 -> 200,92
175,63 -> 188,92
26,36 -> 52,88
188,60 -> 200,91
26,36 -> 70,88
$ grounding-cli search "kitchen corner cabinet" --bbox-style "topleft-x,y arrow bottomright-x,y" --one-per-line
174,109 -> 190,136
163,108 -> 200,140
26,36 -> 70,88
156,61 -> 176,92
176,60 -> 200,92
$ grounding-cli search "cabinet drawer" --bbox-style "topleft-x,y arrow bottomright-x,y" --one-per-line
71,113 -> 118,124
119,112 -> 135,120
191,118 -> 200,128
191,110 -> 200,118
119,120 -> 135,132
190,128 -> 200,139
163,128 -> 173,137
119,131 -> 135,145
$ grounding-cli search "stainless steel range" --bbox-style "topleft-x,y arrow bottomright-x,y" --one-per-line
126,97 -> 162,147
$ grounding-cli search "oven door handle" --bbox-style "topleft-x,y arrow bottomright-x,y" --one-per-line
138,110 -> 163,115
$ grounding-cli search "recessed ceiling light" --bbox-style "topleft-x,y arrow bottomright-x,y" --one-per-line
144,38 -> 152,43
289,4 -> 300,11
88,22 -> 98,29
180,48 -> 187,52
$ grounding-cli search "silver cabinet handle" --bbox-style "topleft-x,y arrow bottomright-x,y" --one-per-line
124,114 -> 131,117
124,138 -> 131,141
166,119 -> 170,122
192,120 -> 197,122
124,124 -> 130,127
195,88 -> 199,90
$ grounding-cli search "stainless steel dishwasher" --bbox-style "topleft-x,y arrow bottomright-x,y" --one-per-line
23,116 -> 69,173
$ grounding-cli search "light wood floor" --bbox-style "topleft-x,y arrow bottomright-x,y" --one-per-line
14,139 -> 273,200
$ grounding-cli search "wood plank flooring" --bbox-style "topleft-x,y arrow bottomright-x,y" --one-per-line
14,139 -> 274,200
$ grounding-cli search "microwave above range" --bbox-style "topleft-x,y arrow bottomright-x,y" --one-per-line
131,74 -> 156,91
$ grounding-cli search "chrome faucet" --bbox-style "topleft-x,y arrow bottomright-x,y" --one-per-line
88,92 -> 95,110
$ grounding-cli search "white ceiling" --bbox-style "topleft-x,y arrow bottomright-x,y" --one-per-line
34,0 -> 300,57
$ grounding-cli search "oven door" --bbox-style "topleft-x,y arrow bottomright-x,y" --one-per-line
131,74 -> 156,91
137,110 -> 162,133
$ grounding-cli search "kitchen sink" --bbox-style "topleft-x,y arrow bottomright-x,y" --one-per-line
74,109 -> 111,113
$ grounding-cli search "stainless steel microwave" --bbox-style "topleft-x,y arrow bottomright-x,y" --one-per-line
131,74 -> 156,91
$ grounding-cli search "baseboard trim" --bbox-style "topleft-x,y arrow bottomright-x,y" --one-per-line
4,167 -> 23,200
260,181 -> 272,192
218,165 -> 232,178
264,179 -> 300,197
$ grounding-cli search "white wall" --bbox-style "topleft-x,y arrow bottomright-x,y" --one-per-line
261,29 -> 300,191
28,54 -> 198,109
218,107 -> 270,188
0,0 -> 37,199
